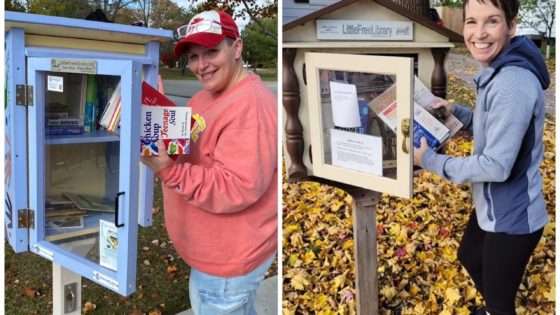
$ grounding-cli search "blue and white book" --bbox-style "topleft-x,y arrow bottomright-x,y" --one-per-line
413,103 -> 450,149
46,125 -> 84,136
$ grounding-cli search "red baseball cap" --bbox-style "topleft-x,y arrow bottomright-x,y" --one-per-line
174,10 -> 240,58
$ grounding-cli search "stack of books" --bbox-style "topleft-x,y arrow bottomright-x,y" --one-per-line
46,114 -> 84,136
99,80 -> 192,156
45,74 -> 87,136
370,76 -> 463,150
99,81 -> 122,132
45,193 -> 114,241
45,195 -> 87,230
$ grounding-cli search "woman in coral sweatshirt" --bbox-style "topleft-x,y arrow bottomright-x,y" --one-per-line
142,10 -> 277,315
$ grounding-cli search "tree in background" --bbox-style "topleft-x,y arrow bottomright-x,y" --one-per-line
113,6 -> 139,24
5,0 -> 26,11
430,0 -> 462,7
519,0 -> 555,59
190,0 -> 277,39
5,0 -> 279,74
87,0 -> 137,21
122,0 -> 193,28
6,0 -> 91,17
242,17 -> 277,70
134,0 -> 152,26
6,0 -> 137,21
150,0 -> 193,29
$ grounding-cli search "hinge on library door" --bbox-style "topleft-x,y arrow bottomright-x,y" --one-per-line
18,208 -> 35,229
16,84 -> 33,106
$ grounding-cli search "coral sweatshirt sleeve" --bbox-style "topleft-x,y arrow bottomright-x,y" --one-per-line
157,75 -> 277,214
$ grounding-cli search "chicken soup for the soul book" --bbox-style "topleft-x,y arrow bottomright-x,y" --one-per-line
140,81 -> 191,156
141,106 -> 191,156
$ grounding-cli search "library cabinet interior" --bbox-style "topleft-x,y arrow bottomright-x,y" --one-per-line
303,52 -> 415,198
282,0 -> 463,199
5,11 -> 173,296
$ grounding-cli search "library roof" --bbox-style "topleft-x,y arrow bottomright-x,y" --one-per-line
5,11 -> 173,44
283,0 -> 463,43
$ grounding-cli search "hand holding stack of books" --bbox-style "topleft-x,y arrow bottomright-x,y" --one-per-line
370,76 -> 463,150
99,80 -> 192,156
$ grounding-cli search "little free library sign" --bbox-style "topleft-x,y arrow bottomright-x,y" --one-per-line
317,20 -> 413,41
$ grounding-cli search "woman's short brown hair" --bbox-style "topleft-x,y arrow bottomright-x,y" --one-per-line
463,0 -> 519,27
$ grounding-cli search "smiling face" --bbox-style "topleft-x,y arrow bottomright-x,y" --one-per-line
463,0 -> 516,66
186,39 -> 243,95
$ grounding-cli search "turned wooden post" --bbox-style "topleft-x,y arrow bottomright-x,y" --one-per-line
283,48 -> 307,180
431,47 -> 450,99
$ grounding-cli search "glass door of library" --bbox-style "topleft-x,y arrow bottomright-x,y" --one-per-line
27,57 -> 141,296
305,52 -> 413,198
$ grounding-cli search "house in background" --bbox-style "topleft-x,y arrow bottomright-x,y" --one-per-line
285,0 -> 435,24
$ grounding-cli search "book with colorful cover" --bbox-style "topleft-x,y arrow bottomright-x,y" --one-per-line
413,76 -> 463,137
99,80 -> 192,155
141,81 -> 175,107
369,77 -> 463,150
99,81 -> 121,132
369,84 -> 397,132
413,103 -> 450,149
141,105 -> 191,156
141,82 -> 191,156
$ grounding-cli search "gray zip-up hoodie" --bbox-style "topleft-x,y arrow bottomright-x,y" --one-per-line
421,36 -> 549,234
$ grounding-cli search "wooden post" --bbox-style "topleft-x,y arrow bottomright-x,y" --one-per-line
350,189 -> 381,315
283,48 -> 307,181
431,47 -> 450,99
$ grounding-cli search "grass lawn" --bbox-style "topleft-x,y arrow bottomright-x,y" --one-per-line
160,66 -> 277,81
5,183 -> 190,314
5,181 -> 277,314
159,67 -> 197,80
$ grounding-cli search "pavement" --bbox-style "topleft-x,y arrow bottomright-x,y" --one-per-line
163,80 -> 277,105
446,52 -> 555,116
175,276 -> 278,315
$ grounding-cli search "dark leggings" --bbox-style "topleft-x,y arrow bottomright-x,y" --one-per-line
457,212 -> 543,315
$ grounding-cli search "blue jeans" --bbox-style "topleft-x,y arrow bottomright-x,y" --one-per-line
189,254 -> 275,315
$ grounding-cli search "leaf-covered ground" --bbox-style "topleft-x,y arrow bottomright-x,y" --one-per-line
282,75 -> 555,315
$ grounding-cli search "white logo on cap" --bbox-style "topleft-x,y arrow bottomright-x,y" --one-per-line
186,11 -> 223,36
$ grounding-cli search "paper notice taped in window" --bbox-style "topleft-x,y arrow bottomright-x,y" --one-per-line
329,81 -> 361,128
330,128 -> 383,176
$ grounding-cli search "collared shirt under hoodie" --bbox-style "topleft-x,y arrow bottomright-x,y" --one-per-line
421,36 -> 549,234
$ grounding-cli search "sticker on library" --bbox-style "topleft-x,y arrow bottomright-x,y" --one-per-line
51,59 -> 97,74
47,76 -> 64,92
100,220 -> 118,271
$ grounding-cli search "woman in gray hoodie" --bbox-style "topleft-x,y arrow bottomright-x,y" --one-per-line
413,0 -> 550,314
